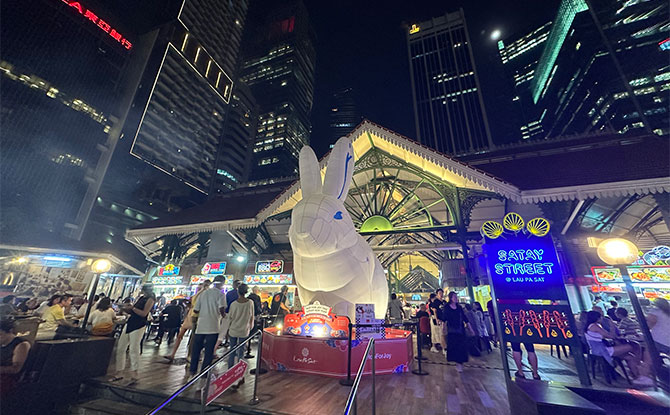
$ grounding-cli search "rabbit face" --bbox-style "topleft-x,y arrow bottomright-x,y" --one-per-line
290,194 -> 355,257
289,136 -> 357,258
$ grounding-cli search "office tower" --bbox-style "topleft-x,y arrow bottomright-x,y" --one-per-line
407,9 -> 494,155
0,0 -> 166,248
211,81 -> 258,194
127,0 -> 249,194
328,87 -> 361,145
497,23 -> 553,140
510,0 -> 669,140
241,0 -> 316,183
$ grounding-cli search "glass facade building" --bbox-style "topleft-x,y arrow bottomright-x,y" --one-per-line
497,22 -> 553,140
328,87 -> 360,146
0,0 -> 149,247
407,9 -> 494,155
128,0 -> 248,194
503,0 -> 669,141
241,0 -> 316,183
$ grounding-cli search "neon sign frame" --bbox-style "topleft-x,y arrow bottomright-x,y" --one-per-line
60,0 -> 132,50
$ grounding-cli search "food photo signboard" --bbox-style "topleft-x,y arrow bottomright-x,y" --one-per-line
282,302 -> 349,339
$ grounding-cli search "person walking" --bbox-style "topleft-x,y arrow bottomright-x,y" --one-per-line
388,293 -> 405,323
155,299 -> 182,345
439,292 -> 469,372
429,290 -> 447,355
227,284 -> 255,388
189,276 -> 226,378
164,281 -> 210,363
110,283 -> 155,385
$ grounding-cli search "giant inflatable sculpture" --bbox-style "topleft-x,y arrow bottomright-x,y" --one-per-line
289,137 -> 389,319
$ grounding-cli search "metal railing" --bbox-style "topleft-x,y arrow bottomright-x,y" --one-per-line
146,328 -> 264,415
343,337 -> 376,415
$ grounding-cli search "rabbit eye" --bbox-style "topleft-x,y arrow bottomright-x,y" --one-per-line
333,211 -> 343,220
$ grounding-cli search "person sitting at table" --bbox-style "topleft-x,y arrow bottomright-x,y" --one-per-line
615,308 -> 642,340
607,300 -> 621,322
1,317 -> 31,412
584,310 -> 652,385
592,305 -> 619,336
36,295 -> 78,340
88,297 -> 118,336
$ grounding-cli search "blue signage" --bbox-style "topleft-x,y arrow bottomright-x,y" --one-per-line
484,235 -> 565,301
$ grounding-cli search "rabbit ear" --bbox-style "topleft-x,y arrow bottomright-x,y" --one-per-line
299,145 -> 322,197
323,136 -> 354,200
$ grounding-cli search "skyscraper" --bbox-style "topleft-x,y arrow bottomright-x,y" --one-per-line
211,81 -> 258,194
328,87 -> 360,145
241,0 -> 316,183
126,0 -> 249,194
407,9 -> 494,155
497,22 -> 553,140
502,0 -> 669,140
0,0 -> 166,248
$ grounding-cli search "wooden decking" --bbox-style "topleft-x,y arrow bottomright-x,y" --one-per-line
99,335 -> 621,414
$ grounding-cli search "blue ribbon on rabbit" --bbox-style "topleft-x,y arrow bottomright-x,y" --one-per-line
289,136 -> 389,320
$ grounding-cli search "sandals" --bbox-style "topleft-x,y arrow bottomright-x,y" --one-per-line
515,371 -> 526,379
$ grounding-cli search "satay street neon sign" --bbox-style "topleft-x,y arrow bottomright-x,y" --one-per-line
61,0 -> 132,50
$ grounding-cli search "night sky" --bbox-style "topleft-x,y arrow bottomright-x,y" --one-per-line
304,0 -> 561,157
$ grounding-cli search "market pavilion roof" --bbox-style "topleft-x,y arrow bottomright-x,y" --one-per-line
126,120 -> 670,250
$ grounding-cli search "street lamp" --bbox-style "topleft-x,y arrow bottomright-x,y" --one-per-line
82,258 -> 113,331
596,237 -> 659,383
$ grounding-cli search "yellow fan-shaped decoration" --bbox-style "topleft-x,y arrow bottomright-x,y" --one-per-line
526,217 -> 550,237
503,212 -> 525,232
481,221 -> 504,239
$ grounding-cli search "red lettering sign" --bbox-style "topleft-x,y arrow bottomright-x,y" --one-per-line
206,360 -> 248,405
60,0 -> 132,50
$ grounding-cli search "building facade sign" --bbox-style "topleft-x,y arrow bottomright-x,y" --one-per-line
60,0 -> 132,50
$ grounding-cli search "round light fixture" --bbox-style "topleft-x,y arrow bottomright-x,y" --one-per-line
491,29 -> 502,40
235,255 -> 246,263
91,258 -> 112,273
597,238 -> 638,265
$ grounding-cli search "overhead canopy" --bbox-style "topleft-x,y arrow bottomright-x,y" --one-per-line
126,120 -> 670,263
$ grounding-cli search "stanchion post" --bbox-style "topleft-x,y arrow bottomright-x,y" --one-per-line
200,371 -> 212,415
371,339 -> 376,415
249,330 -> 263,405
250,319 -> 267,375
412,322 -> 429,375
340,320 -> 354,386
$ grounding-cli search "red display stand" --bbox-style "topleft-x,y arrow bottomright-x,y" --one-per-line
261,327 -> 413,378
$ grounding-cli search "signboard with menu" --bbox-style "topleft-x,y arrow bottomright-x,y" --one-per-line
255,260 -> 284,274
282,302 -> 349,338
243,274 -> 293,285
157,264 -> 180,276
202,262 -> 226,275
152,276 -> 184,285
591,266 -> 670,284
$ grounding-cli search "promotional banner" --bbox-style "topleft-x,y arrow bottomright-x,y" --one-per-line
282,302 -> 349,338
206,360 -> 248,405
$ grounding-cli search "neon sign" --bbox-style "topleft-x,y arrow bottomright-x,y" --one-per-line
659,38 -> 670,51
60,0 -> 132,50
409,24 -> 420,34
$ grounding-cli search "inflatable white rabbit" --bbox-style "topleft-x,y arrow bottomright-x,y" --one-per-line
289,136 -> 389,319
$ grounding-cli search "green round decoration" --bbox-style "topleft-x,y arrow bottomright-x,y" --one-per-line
360,215 -> 393,232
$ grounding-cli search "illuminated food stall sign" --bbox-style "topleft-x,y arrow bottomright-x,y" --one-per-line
591,266 -> 670,283
158,264 -> 180,276
61,0 -> 132,50
190,275 -> 214,285
255,260 -> 284,274
152,276 -> 184,285
243,274 -> 293,285
482,213 -> 578,346
201,262 -> 226,275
